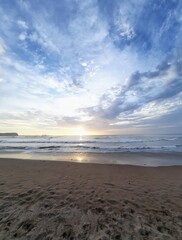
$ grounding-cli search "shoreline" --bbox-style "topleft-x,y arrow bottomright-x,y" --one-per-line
0,151 -> 182,166
1,156 -> 182,168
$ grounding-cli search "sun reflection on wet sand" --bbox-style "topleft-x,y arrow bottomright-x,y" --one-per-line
73,153 -> 89,163
77,156 -> 83,162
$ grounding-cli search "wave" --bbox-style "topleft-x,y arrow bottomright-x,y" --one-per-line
0,134 -> 182,154
0,146 -> 27,150
0,139 -> 145,144
176,144 -> 182,147
0,144 -> 180,153
0,137 -> 180,144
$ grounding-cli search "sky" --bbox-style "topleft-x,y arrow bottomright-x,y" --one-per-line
0,0 -> 182,135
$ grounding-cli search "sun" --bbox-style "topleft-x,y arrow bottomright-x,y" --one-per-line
73,127 -> 89,136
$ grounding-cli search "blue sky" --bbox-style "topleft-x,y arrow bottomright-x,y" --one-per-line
0,0 -> 182,135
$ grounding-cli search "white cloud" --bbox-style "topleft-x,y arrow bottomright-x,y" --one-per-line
17,20 -> 28,29
118,22 -> 135,40
19,32 -> 27,41
0,38 -> 6,54
29,32 -> 39,42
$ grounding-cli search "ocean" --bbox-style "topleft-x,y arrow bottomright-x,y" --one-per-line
0,135 -> 182,166
0,134 -> 182,153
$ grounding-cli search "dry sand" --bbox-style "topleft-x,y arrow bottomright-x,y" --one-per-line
0,158 -> 182,240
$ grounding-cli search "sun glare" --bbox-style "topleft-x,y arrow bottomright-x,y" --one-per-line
73,127 -> 89,136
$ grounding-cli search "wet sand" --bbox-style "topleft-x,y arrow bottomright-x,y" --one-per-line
0,158 -> 182,239
1,151 -> 182,166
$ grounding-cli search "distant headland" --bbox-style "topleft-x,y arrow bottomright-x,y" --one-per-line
0,133 -> 18,136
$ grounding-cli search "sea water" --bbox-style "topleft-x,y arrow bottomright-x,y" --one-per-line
0,134 -> 182,154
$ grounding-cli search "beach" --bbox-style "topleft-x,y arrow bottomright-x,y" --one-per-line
0,158 -> 182,240
1,0 -> 182,238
